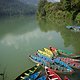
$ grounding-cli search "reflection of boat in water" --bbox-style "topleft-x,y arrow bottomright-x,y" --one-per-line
66,26 -> 80,32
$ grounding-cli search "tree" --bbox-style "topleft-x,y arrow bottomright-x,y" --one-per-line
38,0 -> 47,17
62,0 -> 71,12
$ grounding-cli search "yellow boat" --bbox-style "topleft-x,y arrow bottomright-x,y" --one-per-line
43,48 -> 53,55
37,50 -> 52,58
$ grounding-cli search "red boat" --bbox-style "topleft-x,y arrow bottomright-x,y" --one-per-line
64,76 -> 70,80
45,66 -> 62,80
59,57 -> 80,62
58,57 -> 80,69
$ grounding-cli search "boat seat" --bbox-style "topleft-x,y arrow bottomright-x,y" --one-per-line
49,74 -> 55,76
48,76 -> 58,80
24,73 -> 29,76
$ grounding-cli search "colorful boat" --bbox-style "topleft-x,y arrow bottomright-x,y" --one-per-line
36,76 -> 46,80
58,57 -> 80,62
43,48 -> 53,55
50,47 -> 80,58
53,58 -> 73,72
20,72 -> 40,80
15,64 -> 40,80
45,66 -> 62,80
66,26 -> 80,30
29,55 -> 74,74
29,55 -> 48,67
35,52 -> 52,62
37,50 -> 52,58
64,76 -> 70,80
58,57 -> 80,69
35,53 -> 73,73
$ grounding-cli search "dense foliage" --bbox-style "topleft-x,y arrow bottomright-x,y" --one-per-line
37,0 -> 80,21
37,0 -> 47,17
0,0 -> 37,16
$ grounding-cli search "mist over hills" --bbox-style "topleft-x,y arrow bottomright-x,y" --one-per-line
19,0 -> 38,5
0,0 -> 38,16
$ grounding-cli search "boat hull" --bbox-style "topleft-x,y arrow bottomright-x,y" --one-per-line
45,66 -> 62,80
29,55 -> 74,74
15,64 -> 40,80
50,47 -> 80,58
58,57 -> 80,69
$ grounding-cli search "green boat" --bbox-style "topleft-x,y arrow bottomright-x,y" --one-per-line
15,64 -> 40,80
50,47 -> 80,58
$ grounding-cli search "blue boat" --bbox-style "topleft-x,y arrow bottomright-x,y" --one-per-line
54,58 -> 73,70
29,55 -> 74,74
29,55 -> 48,66
36,76 -> 46,80
35,52 -> 52,62
21,72 -> 40,80
36,52 -> 73,71
15,64 -> 40,80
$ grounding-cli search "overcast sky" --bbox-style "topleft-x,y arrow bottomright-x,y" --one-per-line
48,0 -> 60,2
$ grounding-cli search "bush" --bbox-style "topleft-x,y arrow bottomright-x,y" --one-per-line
75,13 -> 80,23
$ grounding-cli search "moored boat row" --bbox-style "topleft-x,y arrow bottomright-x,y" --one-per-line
29,55 -> 74,74
16,46 -> 80,80
15,63 -> 70,80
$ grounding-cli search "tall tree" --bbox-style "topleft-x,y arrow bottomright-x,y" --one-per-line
38,0 -> 47,17
63,0 -> 71,12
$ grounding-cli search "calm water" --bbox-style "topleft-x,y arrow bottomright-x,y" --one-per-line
0,15 -> 80,80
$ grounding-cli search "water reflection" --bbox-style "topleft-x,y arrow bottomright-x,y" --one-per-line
38,18 -> 80,53
0,15 -> 80,80
0,16 -> 37,38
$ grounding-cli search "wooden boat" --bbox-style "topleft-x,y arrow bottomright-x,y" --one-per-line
53,58 -> 73,71
50,46 -> 80,58
15,64 -> 40,80
58,57 -> 80,69
43,48 -> 53,55
35,52 -> 52,62
59,57 -> 80,62
45,66 -> 62,80
66,26 -> 80,30
29,55 -> 48,66
20,72 -> 40,80
29,55 -> 74,74
66,26 -> 74,29
36,76 -> 46,80
37,50 -> 52,58
35,53 -> 73,72
64,76 -> 70,80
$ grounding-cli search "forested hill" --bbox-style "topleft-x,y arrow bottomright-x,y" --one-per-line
0,0 -> 38,16
37,0 -> 80,22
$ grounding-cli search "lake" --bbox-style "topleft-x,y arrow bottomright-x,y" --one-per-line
0,15 -> 80,80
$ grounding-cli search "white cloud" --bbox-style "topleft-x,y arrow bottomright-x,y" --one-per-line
48,0 -> 60,2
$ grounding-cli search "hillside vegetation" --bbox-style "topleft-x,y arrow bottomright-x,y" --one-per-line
37,0 -> 80,22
